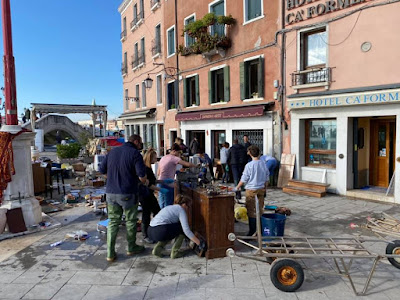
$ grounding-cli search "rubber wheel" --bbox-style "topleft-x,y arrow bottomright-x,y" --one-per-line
386,240 -> 400,269
270,259 -> 304,292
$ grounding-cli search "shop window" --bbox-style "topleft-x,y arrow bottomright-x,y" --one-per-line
233,130 -> 263,154
135,84 -> 140,109
184,15 -> 195,47
208,66 -> 230,104
184,75 -> 200,107
167,81 -> 176,110
244,0 -> 263,22
210,0 -> 225,37
305,119 -> 336,167
167,26 -> 175,57
135,124 -> 140,135
240,57 -> 264,100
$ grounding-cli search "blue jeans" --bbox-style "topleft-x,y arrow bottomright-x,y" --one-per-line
231,164 -> 244,187
157,183 -> 174,208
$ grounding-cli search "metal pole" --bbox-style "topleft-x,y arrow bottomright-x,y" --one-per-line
2,0 -> 18,125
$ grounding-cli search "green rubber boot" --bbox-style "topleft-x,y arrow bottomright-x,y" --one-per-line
152,240 -> 168,257
171,234 -> 185,259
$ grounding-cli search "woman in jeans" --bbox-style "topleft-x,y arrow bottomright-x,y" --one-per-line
220,142 -> 230,183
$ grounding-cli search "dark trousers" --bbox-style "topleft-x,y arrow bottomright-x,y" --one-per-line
140,193 -> 160,238
221,164 -> 230,182
231,164 -> 245,186
148,223 -> 183,242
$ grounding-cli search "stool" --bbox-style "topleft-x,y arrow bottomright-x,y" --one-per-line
51,167 -> 66,196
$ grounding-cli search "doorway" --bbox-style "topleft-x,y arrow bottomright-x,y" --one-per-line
212,130 -> 226,159
369,118 -> 396,187
187,130 -> 205,155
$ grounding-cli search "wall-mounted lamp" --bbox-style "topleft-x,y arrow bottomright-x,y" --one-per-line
144,75 -> 153,89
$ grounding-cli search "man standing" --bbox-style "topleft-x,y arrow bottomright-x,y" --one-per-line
157,143 -> 197,208
189,136 -> 199,156
227,139 -> 247,192
243,135 -> 252,162
100,134 -> 147,262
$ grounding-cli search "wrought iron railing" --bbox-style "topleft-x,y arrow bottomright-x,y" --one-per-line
151,0 -> 160,7
120,30 -> 127,40
131,55 -> 144,69
121,62 -> 128,75
151,41 -> 161,56
291,67 -> 331,86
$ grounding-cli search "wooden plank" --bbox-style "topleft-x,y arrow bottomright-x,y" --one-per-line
278,154 -> 295,188
283,186 -> 326,198
288,179 -> 330,192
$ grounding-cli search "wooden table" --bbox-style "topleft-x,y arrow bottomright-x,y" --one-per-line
179,184 -> 235,259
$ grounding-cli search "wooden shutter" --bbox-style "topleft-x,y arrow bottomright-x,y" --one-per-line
240,62 -> 245,100
223,66 -> 230,102
257,56 -> 264,98
174,80 -> 178,108
183,78 -> 187,107
208,71 -> 213,104
195,75 -> 200,106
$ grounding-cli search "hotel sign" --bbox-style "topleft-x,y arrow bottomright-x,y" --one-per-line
288,89 -> 400,109
286,0 -> 370,24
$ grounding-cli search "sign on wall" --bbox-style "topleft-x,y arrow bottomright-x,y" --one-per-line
288,89 -> 400,109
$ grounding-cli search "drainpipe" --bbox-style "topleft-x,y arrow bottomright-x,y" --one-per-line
280,0 -> 287,159
174,0 -> 182,137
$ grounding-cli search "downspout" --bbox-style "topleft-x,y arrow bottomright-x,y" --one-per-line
280,0 -> 287,159
174,0 -> 181,137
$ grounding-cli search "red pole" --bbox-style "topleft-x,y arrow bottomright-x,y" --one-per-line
2,0 -> 18,125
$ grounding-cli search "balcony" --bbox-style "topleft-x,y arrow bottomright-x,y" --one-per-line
150,0 -> 161,11
121,62 -> 128,76
130,13 -> 144,31
131,55 -> 145,70
291,67 -> 332,91
151,41 -> 161,58
120,30 -> 127,42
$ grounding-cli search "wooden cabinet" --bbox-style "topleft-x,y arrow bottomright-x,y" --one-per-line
180,185 -> 235,259
32,163 -> 45,194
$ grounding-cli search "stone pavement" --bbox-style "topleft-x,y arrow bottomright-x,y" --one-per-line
1,189 -> 400,300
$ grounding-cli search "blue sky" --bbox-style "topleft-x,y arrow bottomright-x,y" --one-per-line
0,0 -> 123,121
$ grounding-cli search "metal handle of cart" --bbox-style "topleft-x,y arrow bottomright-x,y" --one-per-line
226,195 -> 400,296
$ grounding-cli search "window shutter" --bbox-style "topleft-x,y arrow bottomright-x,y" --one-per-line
195,75 -> 200,106
140,0 -> 144,18
223,66 -> 230,102
174,80 -> 178,108
208,71 -> 213,104
183,78 -> 187,107
240,62 -> 245,100
257,56 -> 264,98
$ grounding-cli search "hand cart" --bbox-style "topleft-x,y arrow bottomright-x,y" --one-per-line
226,196 -> 400,296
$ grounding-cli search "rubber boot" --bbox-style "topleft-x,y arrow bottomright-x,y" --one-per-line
152,240 -> 168,257
171,234 -> 185,259
247,217 -> 256,236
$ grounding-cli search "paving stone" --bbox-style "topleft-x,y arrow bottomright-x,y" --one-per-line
296,290 -> 329,299
0,270 -> 24,283
206,257 -> 232,275
12,270 -> 48,284
0,283 -> 34,299
144,286 -> 176,300
156,261 -> 206,276
234,273 -> 263,288
53,259 -> 104,271
149,273 -> 179,289
232,262 -> 259,275
179,273 -> 234,289
122,266 -> 155,286
68,271 -> 128,285
52,284 -> 92,300
175,286 -> 206,300
205,287 -> 267,300
82,285 -> 147,300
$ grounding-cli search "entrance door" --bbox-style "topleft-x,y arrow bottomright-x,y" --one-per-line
187,130 -> 205,155
370,119 -> 396,187
212,130 -> 226,159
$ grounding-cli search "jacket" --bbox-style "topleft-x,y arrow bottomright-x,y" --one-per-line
227,144 -> 247,165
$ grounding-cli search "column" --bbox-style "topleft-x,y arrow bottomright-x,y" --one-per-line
335,116 -> 349,195
395,114 -> 400,204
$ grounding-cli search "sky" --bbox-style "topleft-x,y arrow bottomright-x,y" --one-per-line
0,0 -> 123,121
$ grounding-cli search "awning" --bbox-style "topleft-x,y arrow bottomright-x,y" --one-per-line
119,108 -> 156,120
175,103 -> 273,122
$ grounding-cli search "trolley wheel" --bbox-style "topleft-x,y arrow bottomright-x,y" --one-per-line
228,233 -> 236,242
270,259 -> 304,292
386,240 -> 400,269
226,248 -> 235,258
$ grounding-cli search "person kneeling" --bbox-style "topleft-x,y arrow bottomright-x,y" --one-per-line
148,195 -> 201,258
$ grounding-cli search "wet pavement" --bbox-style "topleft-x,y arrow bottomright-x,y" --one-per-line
1,188 -> 400,299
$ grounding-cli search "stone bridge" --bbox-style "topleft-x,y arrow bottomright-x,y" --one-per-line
23,114 -> 89,142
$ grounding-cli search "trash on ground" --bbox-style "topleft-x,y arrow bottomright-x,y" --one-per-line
50,240 -> 63,247
365,212 -> 400,238
66,230 -> 90,241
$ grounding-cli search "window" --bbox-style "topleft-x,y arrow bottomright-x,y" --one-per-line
184,75 -> 199,107
125,89 -> 129,110
167,26 -> 175,57
133,4 -> 138,23
150,124 -> 156,148
294,27 -> 329,85
142,81 -> 146,107
133,43 -> 139,68
305,119 -> 336,167
135,84 -> 140,108
210,0 -> 225,37
141,37 -> 145,64
143,124 -> 148,145
167,81 -> 176,109
244,0 -> 263,22
233,130 -> 263,153
135,124 -> 140,135
208,66 -> 230,104
184,15 -> 195,47
139,0 -> 144,19
122,17 -> 127,39
156,74 -> 162,104
122,52 -> 128,75
153,24 -> 161,56
240,57 -> 264,100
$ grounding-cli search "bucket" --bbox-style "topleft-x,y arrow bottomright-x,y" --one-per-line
261,213 -> 286,237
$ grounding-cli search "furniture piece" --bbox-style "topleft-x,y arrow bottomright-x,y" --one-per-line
44,166 -> 66,198
180,184 -> 235,259
32,162 -> 45,194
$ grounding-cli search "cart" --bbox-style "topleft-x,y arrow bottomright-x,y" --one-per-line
226,196 -> 400,296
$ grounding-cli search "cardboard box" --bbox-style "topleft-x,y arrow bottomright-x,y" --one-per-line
72,163 -> 86,172
90,180 -> 105,187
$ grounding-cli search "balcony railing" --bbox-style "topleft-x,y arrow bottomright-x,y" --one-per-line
292,67 -> 331,86
121,62 -> 128,75
120,30 -> 127,41
150,0 -> 161,10
131,55 -> 144,69
131,12 -> 144,29
151,41 -> 161,56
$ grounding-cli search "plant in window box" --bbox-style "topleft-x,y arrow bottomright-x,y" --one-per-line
203,13 -> 217,26
170,104 -> 176,109
178,45 -> 192,56
216,36 -> 232,49
252,92 -> 259,99
219,99 -> 225,103
217,15 -> 236,26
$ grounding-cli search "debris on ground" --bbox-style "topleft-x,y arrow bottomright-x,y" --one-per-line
365,212 -> 400,238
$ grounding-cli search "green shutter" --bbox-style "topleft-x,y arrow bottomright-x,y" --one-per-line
257,56 -> 264,98
208,71 -> 213,104
183,78 -> 187,107
195,75 -> 200,106
224,66 -> 230,102
240,62 -> 245,100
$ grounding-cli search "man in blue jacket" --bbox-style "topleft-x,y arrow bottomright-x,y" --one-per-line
100,134 -> 148,262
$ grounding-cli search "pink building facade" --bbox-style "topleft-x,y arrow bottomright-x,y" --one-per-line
284,0 -> 400,202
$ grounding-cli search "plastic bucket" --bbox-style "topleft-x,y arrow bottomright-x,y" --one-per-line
261,213 -> 286,237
